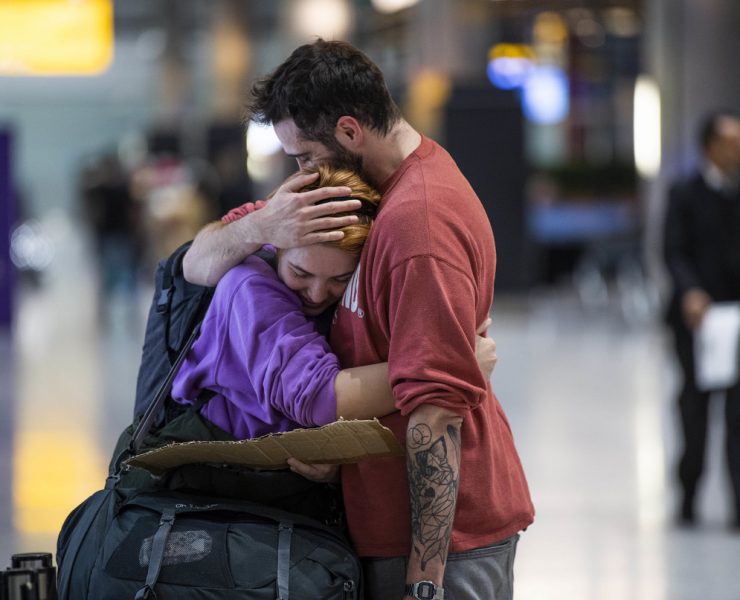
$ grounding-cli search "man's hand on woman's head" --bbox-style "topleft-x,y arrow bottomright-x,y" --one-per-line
257,171 -> 362,247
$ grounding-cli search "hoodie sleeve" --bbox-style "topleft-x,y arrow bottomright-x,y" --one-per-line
211,260 -> 340,427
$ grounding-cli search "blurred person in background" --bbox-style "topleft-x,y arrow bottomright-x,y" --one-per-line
663,109 -> 740,528
183,39 -> 533,600
130,152 -> 218,276
78,152 -> 142,321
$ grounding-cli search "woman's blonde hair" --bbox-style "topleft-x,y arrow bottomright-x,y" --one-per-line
299,164 -> 381,254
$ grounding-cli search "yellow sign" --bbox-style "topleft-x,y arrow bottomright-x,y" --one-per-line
488,43 -> 536,62
0,0 -> 113,76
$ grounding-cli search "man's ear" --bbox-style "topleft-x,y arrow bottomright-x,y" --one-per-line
335,116 -> 364,149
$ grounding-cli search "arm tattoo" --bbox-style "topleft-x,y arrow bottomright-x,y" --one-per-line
407,424 -> 461,570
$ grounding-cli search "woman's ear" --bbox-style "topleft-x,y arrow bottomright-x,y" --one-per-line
335,116 -> 364,149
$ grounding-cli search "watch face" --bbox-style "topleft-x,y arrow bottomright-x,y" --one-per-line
417,581 -> 435,599
407,580 -> 442,600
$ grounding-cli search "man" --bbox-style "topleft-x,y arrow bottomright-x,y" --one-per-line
663,110 -> 740,528
184,39 -> 534,599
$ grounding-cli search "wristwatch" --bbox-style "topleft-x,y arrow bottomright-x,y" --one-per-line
405,580 -> 445,600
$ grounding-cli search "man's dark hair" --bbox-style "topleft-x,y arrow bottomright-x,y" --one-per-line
247,39 -> 402,145
699,109 -> 740,149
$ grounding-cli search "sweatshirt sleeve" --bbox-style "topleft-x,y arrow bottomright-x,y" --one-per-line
213,262 -> 339,427
380,255 -> 488,416
221,200 -> 267,223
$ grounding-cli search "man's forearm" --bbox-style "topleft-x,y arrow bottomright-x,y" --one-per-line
182,217 -> 263,286
405,403 -> 463,593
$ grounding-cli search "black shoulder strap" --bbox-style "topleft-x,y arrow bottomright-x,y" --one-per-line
254,247 -> 278,271
157,241 -> 191,314
129,321 -> 203,456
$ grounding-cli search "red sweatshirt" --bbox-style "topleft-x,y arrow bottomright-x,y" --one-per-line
329,135 -> 534,557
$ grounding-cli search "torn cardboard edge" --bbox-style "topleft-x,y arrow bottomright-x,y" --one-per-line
125,418 -> 404,476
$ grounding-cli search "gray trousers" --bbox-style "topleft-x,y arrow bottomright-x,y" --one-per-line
361,534 -> 520,600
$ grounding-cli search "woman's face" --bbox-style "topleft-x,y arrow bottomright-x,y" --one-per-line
277,245 -> 358,316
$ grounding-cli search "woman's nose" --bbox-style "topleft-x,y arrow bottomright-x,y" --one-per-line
306,282 -> 329,303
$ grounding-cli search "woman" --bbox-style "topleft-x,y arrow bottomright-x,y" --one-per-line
171,165 -> 494,441
171,165 -> 393,439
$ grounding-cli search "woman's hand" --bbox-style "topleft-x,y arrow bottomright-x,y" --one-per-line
475,318 -> 497,381
286,458 -> 340,483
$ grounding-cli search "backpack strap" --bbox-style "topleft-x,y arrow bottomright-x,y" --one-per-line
276,521 -> 293,600
134,508 -> 176,600
129,322 -> 203,457
255,247 -> 278,271
156,248 -> 180,313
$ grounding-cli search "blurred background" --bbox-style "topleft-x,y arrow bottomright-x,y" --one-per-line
1,0 -> 739,598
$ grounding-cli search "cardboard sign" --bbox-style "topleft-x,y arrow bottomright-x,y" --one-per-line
125,419 -> 404,476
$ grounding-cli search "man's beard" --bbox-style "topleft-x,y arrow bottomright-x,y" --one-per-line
322,137 -> 380,189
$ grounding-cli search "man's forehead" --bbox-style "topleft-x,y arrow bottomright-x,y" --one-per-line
275,120 -> 322,151
273,119 -> 299,143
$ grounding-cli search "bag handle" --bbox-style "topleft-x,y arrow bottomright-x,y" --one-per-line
276,521 -> 293,600
134,508 -> 176,600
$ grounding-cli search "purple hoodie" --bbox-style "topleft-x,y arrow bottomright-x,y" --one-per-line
171,254 -> 339,439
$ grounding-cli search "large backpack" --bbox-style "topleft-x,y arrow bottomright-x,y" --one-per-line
56,242 -> 362,599
56,485 -> 360,599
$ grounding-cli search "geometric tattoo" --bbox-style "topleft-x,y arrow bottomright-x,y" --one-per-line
407,424 -> 461,570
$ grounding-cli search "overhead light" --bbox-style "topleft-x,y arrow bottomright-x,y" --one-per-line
246,122 -> 283,183
633,75 -> 661,178
487,44 -> 535,90
246,122 -> 282,158
605,8 -> 641,38
292,0 -> 352,39
522,65 -> 569,125
533,11 -> 568,45
371,0 -> 419,14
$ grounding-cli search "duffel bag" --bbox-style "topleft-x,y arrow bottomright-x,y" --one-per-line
58,485 -> 360,599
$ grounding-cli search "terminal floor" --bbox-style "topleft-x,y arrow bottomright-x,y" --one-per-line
1,225 -> 739,599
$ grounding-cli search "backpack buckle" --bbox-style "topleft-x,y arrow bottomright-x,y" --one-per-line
156,287 -> 172,313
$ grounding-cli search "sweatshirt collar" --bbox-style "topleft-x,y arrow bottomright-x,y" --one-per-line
378,135 -> 433,199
